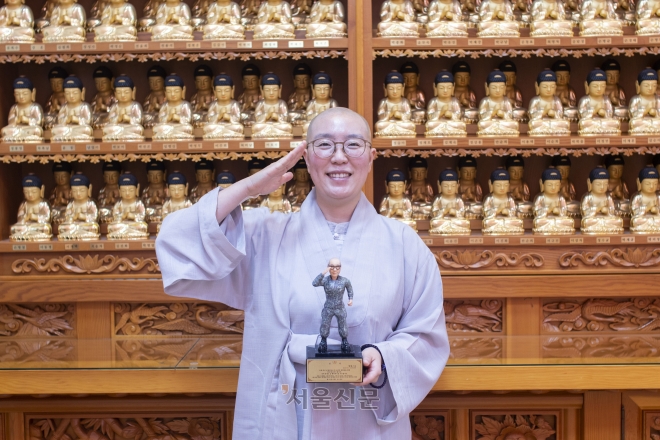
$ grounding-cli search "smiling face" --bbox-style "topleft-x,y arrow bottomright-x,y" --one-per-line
54,171 -> 70,186
459,166 -> 476,181
23,186 -> 41,202
492,180 -> 509,196
591,178 -> 608,195
538,81 -> 556,98
168,183 -> 186,200
641,178 -> 659,193
262,84 -> 280,102
195,75 -> 211,91
441,180 -> 458,196
488,82 -> 506,99
95,77 -> 112,93
14,88 -> 33,105
435,82 -> 454,99
196,169 -> 212,184
149,76 -> 164,91
454,72 -> 470,87
104,170 -> 119,185
214,85 -> 233,102
242,75 -> 259,90
387,180 -> 405,197
294,74 -> 310,89
313,84 -> 331,100
543,179 -> 561,195
64,87 -> 83,105
115,87 -> 133,104
328,257 -> 341,277
588,80 -> 606,97
71,185 -> 88,202
386,83 -> 403,100
120,185 -> 138,201
165,86 -> 184,103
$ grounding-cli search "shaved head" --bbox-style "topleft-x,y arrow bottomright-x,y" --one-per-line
329,257 -> 341,266
306,107 -> 372,142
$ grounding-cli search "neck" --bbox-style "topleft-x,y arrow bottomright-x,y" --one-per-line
316,190 -> 360,223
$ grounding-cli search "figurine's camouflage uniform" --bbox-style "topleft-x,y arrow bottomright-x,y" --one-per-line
312,273 -> 353,353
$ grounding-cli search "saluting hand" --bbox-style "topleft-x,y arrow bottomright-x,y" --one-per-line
244,141 -> 306,197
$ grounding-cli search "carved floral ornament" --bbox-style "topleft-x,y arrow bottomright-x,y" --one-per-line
435,251 -> 543,270
559,248 -> 660,268
378,146 -> 660,158
0,151 -> 289,164
650,414 -> 660,440
474,414 -> 557,440
411,414 -> 446,440
0,340 -> 75,364
374,46 -> 660,59
0,303 -> 74,337
12,256 -> 159,275
543,298 -> 660,332
445,300 -> 503,333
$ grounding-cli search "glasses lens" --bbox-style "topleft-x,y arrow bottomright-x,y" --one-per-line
313,139 -> 335,158
343,139 -> 366,157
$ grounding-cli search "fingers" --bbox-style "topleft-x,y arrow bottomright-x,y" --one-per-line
351,359 -> 382,387
274,141 -> 307,172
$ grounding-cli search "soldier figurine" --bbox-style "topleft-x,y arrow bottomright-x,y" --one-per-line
313,258 -> 353,354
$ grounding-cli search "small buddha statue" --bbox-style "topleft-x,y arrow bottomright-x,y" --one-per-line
413,0 -> 430,21
460,0 -> 481,24
482,168 -> 525,235
374,72 -> 417,138
158,171 -> 193,232
580,167 -> 624,234
138,0 -> 163,31
93,0 -> 138,41
528,70 -> 570,136
253,0 -> 296,39
377,0 -> 420,36
42,0 -> 86,42
2,77 -> 44,143
425,71 -> 467,137
636,0 -> 660,34
51,76 -> 94,142
87,0 -> 109,32
252,73 -> 293,139
532,168 -> 575,235
286,159 -> 312,211
141,160 -> 167,223
0,0 -> 36,42
49,161 -> 72,224
551,59 -> 578,122
142,65 -> 167,128
240,0 -> 261,27
506,155 -> 533,218
242,159 -> 265,209
151,0 -> 194,40
107,172 -> 149,240
452,61 -> 478,123
552,155 -> 580,217
529,0 -> 573,35
476,0 -> 520,36
191,0 -> 212,29
91,66 -> 117,129
425,0 -> 469,37
98,160 -> 121,223
631,167 -> 660,233
58,173 -> 100,241
629,68 -> 660,134
10,174 -> 52,242
400,62 -> 426,125
44,67 -> 68,130
305,0 -> 347,38
605,154 -> 631,216
379,169 -> 417,231
261,183 -> 293,213
102,75 -> 145,141
579,0 -> 623,35
203,74 -> 245,140
601,59 -> 628,120
301,72 -> 338,136
190,160 -> 214,202
35,0 -> 57,33
457,155 -> 483,219
287,63 -> 313,126
499,60 -> 527,122
153,74 -> 194,140
238,63 -> 262,126
477,70 -> 519,137
291,0 -> 312,28
216,170 -> 236,190
577,69 -> 621,136
203,0 -> 245,39
429,169 -> 471,235
407,156 -> 434,220
191,65 -> 214,127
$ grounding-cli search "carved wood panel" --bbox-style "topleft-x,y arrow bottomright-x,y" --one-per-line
11,255 -> 159,275
113,337 -> 242,367
543,335 -> 660,360
411,412 -> 448,440
445,300 -> 503,333
435,251 -> 544,271
559,248 -> 660,269
646,411 -> 660,440
473,413 -> 559,440
0,304 -> 75,337
449,337 -> 503,361
0,340 -> 76,367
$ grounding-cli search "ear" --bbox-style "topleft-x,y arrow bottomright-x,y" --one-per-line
165,187 -> 170,198
231,85 -> 235,99
433,84 -> 438,97
586,179 -> 592,192
40,185 -> 45,198
637,178 -> 642,191
485,83 -> 489,96
185,183 -> 189,195
329,86 -> 333,98
488,180 -> 493,193
311,87 -> 316,99
535,83 -> 539,96
182,86 -> 186,98
539,179 -> 544,193
584,81 -> 589,95
278,85 -> 282,99
132,87 -> 136,100
636,81 -> 641,95
81,87 -> 86,101
384,181 -> 389,194
383,84 -> 387,97
136,183 -> 141,195
437,181 -> 442,194
31,88 -> 37,102
260,85 -> 265,95
88,184 -> 92,198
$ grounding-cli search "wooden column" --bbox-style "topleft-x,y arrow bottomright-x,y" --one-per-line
76,302 -> 113,365
505,298 -> 541,362
584,391 -> 622,440
6,412 -> 23,440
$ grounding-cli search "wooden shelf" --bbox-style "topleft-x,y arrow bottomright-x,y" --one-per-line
0,238 -> 156,253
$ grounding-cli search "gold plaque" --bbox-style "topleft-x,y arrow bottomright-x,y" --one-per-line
306,358 -> 363,383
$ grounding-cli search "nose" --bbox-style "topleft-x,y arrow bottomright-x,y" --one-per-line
330,144 -> 348,164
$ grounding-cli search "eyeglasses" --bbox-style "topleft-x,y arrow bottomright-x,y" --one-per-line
329,265 -> 341,269
309,138 -> 371,159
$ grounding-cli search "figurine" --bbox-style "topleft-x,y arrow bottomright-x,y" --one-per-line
476,0 -> 520,36
477,70 -> 519,137
216,170 -> 236,189
87,0 -> 108,31
153,75 -> 194,140
400,62 -> 427,125
286,158 -> 312,211
238,63 -> 262,126
44,67 -> 68,130
429,169 -> 471,235
260,182 -> 293,213
528,70 -> 571,136
107,172 -> 149,240
253,0 -> 296,39
457,155 -> 483,219
49,161 -> 72,224
425,71 -> 467,137
499,60 -> 527,123
579,0 -> 623,35
577,69 -> 621,136
35,0 -> 57,33
379,169 -> 418,231
242,159 -> 265,209
57,174 -> 100,240
605,154 -> 631,216
377,0 -> 420,36
532,168 -> 575,235
460,0 -> 481,25
93,0 -> 138,40
305,0 -> 347,38
190,160 -> 214,202
51,76 -> 94,142
0,0 -> 35,42
301,72 -> 338,136
10,175 -> 52,242
142,65 -> 167,128
313,258 -> 353,354
407,156 -> 434,220
552,155 -> 580,217
529,0 -> 573,35
482,169 -> 525,235
239,0 -> 261,26
506,155 -> 533,218
151,0 -> 194,40
138,0 -> 162,31
158,171 -> 192,232
551,59 -> 578,122
413,0 -> 430,21
142,160 -> 166,223
203,74 -> 245,140
631,167 -> 660,233
580,167 -> 624,234
2,77 -> 44,143
42,0 -> 86,42
251,73 -> 293,139
452,61 -> 478,123
425,0 -> 468,36
203,0 -> 245,39
102,76 -> 144,141
98,160 -> 121,223
191,0 -> 211,28
636,0 -> 660,34
374,72 -> 417,138
291,0 -> 312,29
191,65 -> 214,127
629,68 -> 660,134
91,66 -> 117,128
601,59 -> 628,120
287,63 -> 313,126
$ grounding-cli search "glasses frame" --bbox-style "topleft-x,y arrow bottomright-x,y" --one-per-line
309,138 -> 372,159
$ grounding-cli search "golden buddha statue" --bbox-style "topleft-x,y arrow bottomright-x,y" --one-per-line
499,60 -> 527,123
151,0 -> 194,40
482,169 -> 524,235
532,168 -> 575,235
91,66 -> 117,129
0,0 -> 35,42
305,0 -> 347,38
142,160 -> 166,223
552,155 -> 580,217
138,0 -> 163,30
452,61 -> 478,123
605,154 -> 631,216
286,158 -> 312,212
2,77 -> 44,143
529,0 -> 573,35
629,68 -> 660,135
260,183 -> 293,213
301,72 -> 338,136
400,62 -> 426,125
379,169 -> 418,231
98,161 -> 121,223
429,169 -> 471,235
287,63 -> 312,126
377,0 -> 420,36
153,74 -> 194,140
49,162 -> 72,225
107,172 -> 149,240
425,0 -> 468,36
203,0 -> 245,39
528,70 -> 571,136
413,0 -> 430,21
93,0 -> 138,41
216,171 -> 236,190
51,76 -> 94,142
636,0 -> 660,34
191,0 -> 211,29
10,175 -> 52,242
579,0 -> 623,35
239,0 -> 261,27
87,0 -> 108,31
35,0 -> 57,32
191,65 -> 214,128
102,76 -> 144,141
42,0 -> 86,42
190,160 -> 214,202
581,167 -> 624,234
477,0 -> 520,36
291,0 -> 312,29
506,155 -> 533,218
578,69 -> 621,136
203,74 -> 245,140
601,59 -> 628,120
631,167 -> 660,233
57,173 -> 100,240
238,64 -> 262,126
142,65 -> 167,128
551,59 -> 578,122
406,156 -> 434,220
457,155 -> 483,218
425,71 -> 467,137
477,70 -> 520,137
44,67 -> 67,130
158,171 -> 193,232
252,73 -> 293,139
253,0 -> 296,39
375,72 -> 417,138
242,159 -> 265,209
460,0 -> 481,25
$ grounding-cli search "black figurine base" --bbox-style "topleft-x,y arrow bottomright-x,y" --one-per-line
306,345 -> 363,383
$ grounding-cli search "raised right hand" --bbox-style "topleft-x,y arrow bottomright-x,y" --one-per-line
243,141 -> 306,197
